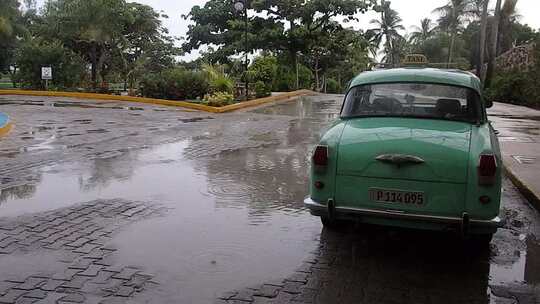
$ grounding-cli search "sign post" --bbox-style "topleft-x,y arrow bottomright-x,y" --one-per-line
41,67 -> 52,90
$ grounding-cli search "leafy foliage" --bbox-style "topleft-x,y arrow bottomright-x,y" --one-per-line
203,91 -> 234,107
140,68 -> 209,100
14,40 -> 86,89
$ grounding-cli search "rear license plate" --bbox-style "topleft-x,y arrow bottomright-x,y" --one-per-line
369,188 -> 425,205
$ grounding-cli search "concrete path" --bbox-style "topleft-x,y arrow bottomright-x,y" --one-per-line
489,103 -> 540,208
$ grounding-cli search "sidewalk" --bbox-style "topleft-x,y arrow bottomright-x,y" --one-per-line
489,102 -> 540,208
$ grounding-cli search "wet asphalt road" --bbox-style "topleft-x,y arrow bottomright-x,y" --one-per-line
0,95 -> 539,303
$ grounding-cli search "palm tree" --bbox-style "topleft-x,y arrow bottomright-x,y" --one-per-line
433,0 -> 472,66
367,0 -> 404,67
477,0 -> 489,80
497,0 -> 519,54
409,18 -> 434,47
485,0 -> 502,88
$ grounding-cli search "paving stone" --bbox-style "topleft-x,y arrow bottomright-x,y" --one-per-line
5,227 -> 28,236
123,274 -> 151,289
121,206 -> 147,217
58,293 -> 85,303
21,290 -> 46,300
114,286 -> 135,297
13,278 -> 46,291
254,285 -> 281,298
78,265 -> 103,277
230,289 -> 255,302
281,282 -> 304,295
15,297 -> 38,304
90,272 -> 113,285
73,244 -> 100,254
63,233 -> 85,243
60,276 -> 90,290
285,273 -> 308,284
111,268 -> 138,280
0,238 -> 16,248
0,289 -> 28,303
65,238 -> 91,248
42,240 -> 70,250
0,282 -> 18,295
68,259 -> 93,270
33,292 -> 66,304
98,296 -> 129,304
39,280 -> 65,292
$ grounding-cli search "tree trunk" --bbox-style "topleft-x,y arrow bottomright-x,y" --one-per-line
90,44 -> 98,89
485,0 -> 503,88
477,0 -> 489,82
448,32 -> 455,68
314,56 -> 320,92
295,55 -> 299,90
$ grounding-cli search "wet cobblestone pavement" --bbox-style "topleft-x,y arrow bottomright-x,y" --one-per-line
0,95 -> 539,303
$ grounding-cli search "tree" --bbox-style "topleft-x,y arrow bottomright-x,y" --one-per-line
485,0 -> 502,88
41,0 -> 130,88
434,0 -> 472,65
0,0 -> 25,73
477,0 -> 489,79
367,1 -> 404,67
182,0 -> 374,85
497,0 -> 519,54
14,40 -> 86,89
410,18 -> 435,47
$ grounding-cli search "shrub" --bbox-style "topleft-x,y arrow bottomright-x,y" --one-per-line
202,64 -> 235,94
140,68 -> 209,100
254,81 -> 271,98
203,91 -> 234,107
14,40 -> 86,89
485,39 -> 540,108
325,78 -> 340,94
272,64 -> 312,91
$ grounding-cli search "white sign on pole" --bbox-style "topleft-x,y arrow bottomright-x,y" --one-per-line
41,67 -> 52,80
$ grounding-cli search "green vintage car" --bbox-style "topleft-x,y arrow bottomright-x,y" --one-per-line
304,68 -> 503,242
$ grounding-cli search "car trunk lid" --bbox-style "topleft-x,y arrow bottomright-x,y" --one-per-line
337,117 -> 472,183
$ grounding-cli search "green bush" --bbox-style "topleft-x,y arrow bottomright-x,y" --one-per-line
325,78 -> 340,94
485,39 -> 540,107
140,68 -> 209,100
272,64 -> 312,91
203,91 -> 234,107
14,40 -> 86,89
254,81 -> 271,98
202,64 -> 235,94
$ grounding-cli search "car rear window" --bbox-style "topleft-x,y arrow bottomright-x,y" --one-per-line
341,83 -> 481,123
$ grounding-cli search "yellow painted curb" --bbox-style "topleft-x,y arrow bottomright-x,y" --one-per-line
0,89 -> 317,113
0,122 -> 12,137
504,162 -> 540,211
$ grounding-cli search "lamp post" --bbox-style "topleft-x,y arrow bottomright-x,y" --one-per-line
233,0 -> 249,100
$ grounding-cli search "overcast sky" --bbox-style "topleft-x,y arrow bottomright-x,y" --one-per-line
36,0 -> 540,60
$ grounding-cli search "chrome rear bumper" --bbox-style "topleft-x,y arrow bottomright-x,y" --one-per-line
304,197 -> 504,229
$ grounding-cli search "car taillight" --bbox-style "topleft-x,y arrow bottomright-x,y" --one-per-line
478,154 -> 497,185
313,145 -> 328,166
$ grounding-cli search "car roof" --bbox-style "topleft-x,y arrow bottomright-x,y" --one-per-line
349,68 -> 482,94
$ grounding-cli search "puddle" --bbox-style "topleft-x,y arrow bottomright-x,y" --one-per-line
490,236 -> 540,286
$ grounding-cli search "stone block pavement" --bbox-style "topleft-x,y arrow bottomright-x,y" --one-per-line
0,199 -> 164,304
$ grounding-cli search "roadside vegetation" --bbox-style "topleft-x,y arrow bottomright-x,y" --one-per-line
0,0 -> 538,106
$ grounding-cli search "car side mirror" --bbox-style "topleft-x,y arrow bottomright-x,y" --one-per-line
485,100 -> 493,109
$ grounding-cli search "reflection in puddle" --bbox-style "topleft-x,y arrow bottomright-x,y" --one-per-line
490,236 -> 540,286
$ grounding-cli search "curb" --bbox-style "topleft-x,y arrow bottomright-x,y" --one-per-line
504,162 -> 540,211
0,89 -> 316,113
0,113 -> 13,137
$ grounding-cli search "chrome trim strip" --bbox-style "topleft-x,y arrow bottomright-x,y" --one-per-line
304,197 -> 503,227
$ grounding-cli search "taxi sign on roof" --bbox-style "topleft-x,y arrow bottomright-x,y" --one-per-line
402,54 -> 428,65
